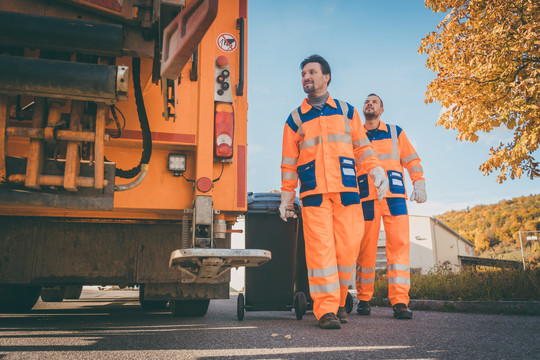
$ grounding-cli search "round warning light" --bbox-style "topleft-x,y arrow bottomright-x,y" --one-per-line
196,177 -> 212,193
216,56 -> 228,68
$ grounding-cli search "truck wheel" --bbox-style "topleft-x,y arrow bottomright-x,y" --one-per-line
63,285 -> 83,299
139,285 -> 168,310
41,286 -> 65,302
170,299 -> 210,317
0,285 -> 42,312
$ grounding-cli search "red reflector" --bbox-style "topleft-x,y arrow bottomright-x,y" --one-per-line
216,56 -> 228,68
196,177 -> 212,192
217,143 -> 232,157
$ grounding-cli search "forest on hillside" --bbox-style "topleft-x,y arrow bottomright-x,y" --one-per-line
436,194 -> 540,262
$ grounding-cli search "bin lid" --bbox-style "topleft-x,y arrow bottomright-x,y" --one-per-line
247,192 -> 301,214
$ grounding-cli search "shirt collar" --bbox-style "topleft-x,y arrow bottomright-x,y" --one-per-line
364,120 -> 388,132
300,94 -> 337,114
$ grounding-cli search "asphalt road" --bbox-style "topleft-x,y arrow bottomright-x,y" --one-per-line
0,287 -> 538,359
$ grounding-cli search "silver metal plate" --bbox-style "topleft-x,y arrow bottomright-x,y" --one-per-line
169,249 -> 272,284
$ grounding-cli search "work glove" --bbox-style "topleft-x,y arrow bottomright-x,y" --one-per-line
410,180 -> 427,203
369,166 -> 388,202
279,191 -> 298,222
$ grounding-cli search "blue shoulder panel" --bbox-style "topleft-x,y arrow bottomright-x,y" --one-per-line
285,113 -> 298,133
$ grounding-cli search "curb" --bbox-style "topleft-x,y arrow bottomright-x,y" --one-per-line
377,298 -> 540,316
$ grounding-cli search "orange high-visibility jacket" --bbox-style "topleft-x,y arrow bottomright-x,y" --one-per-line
358,120 -> 424,201
281,96 -> 380,198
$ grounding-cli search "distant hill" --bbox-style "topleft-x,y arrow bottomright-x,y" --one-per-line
435,194 -> 540,262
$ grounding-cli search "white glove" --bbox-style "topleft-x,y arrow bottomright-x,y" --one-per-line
410,180 -> 427,203
279,191 -> 298,222
369,166 -> 388,202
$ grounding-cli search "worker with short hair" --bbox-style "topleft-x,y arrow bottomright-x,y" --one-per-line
279,55 -> 388,329
355,93 -> 427,320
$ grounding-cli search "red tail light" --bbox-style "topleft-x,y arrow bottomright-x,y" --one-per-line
215,103 -> 234,159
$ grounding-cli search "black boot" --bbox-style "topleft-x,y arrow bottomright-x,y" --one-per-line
393,303 -> 413,319
318,312 -> 341,329
336,307 -> 348,323
356,300 -> 371,315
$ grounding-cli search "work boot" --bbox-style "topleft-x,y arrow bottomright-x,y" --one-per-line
336,307 -> 348,324
393,303 -> 413,319
356,300 -> 371,315
318,312 -> 341,329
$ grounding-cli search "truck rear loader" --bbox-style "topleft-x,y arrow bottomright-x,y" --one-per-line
0,0 -> 270,316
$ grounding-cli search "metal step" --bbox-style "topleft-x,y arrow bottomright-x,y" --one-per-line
169,249 -> 271,284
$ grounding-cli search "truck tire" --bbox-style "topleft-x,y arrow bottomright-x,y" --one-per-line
63,285 -> 83,299
170,299 -> 210,317
40,286 -> 65,302
139,284 -> 168,310
0,285 -> 42,312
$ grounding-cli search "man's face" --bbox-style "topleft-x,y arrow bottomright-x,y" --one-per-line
301,62 -> 329,95
363,95 -> 383,120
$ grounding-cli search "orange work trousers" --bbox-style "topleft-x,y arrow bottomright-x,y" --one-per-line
301,192 -> 363,320
356,197 -> 410,306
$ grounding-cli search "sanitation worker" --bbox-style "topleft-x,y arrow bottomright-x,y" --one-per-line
355,93 -> 427,320
279,55 -> 388,329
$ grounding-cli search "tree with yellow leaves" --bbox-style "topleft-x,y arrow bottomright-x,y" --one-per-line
419,0 -> 540,182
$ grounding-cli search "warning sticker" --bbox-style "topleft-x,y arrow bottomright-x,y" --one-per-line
216,33 -> 238,52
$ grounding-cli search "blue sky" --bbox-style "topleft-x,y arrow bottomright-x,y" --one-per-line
245,0 -> 539,216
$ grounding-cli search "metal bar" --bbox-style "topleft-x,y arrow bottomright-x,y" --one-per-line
235,17 -> 245,96
9,174 -> 107,188
0,95 -> 7,182
0,55 -> 122,104
94,103 -> 106,189
24,98 -> 46,189
0,11 -> 124,57
6,127 -> 109,142
64,101 -> 84,192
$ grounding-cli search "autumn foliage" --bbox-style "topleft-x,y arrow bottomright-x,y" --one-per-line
436,194 -> 540,262
419,0 -> 540,183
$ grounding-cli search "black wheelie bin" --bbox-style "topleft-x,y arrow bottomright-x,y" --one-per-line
237,192 -> 308,320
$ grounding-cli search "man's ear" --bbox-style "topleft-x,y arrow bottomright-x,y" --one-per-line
324,74 -> 330,85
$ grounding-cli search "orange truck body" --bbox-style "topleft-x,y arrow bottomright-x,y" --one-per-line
0,0 -> 262,315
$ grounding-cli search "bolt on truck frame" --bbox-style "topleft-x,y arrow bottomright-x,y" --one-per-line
0,0 -> 270,316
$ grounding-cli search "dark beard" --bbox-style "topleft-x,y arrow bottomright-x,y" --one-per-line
364,113 -> 377,120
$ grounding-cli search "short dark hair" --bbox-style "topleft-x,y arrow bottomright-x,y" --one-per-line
300,54 -> 331,86
367,93 -> 383,108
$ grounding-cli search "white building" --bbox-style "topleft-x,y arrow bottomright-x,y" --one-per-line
376,215 -> 475,273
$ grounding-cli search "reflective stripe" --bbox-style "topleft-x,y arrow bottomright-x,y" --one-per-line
387,263 -> 410,272
356,149 -> 377,163
281,156 -> 298,166
378,153 -> 400,161
338,264 -> 354,274
352,137 -> 371,148
308,265 -> 338,278
300,136 -> 322,150
291,109 -> 304,138
389,124 -> 399,159
401,153 -> 419,165
356,275 -> 375,284
337,100 -> 351,135
356,265 -> 375,274
409,165 -> 423,173
309,281 -> 340,294
339,276 -> 354,287
281,172 -> 298,181
388,277 -> 411,285
328,133 -> 352,144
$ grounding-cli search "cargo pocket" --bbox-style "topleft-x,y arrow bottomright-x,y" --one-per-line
339,157 -> 357,188
297,160 -> 317,193
357,174 -> 369,199
387,170 -> 405,195
387,197 -> 408,216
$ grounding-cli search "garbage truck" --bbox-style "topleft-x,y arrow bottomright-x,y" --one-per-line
0,0 -> 270,316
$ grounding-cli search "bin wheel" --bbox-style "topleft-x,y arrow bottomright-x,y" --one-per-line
294,292 -> 307,320
345,292 -> 353,314
237,293 -> 245,321
170,299 -> 210,317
